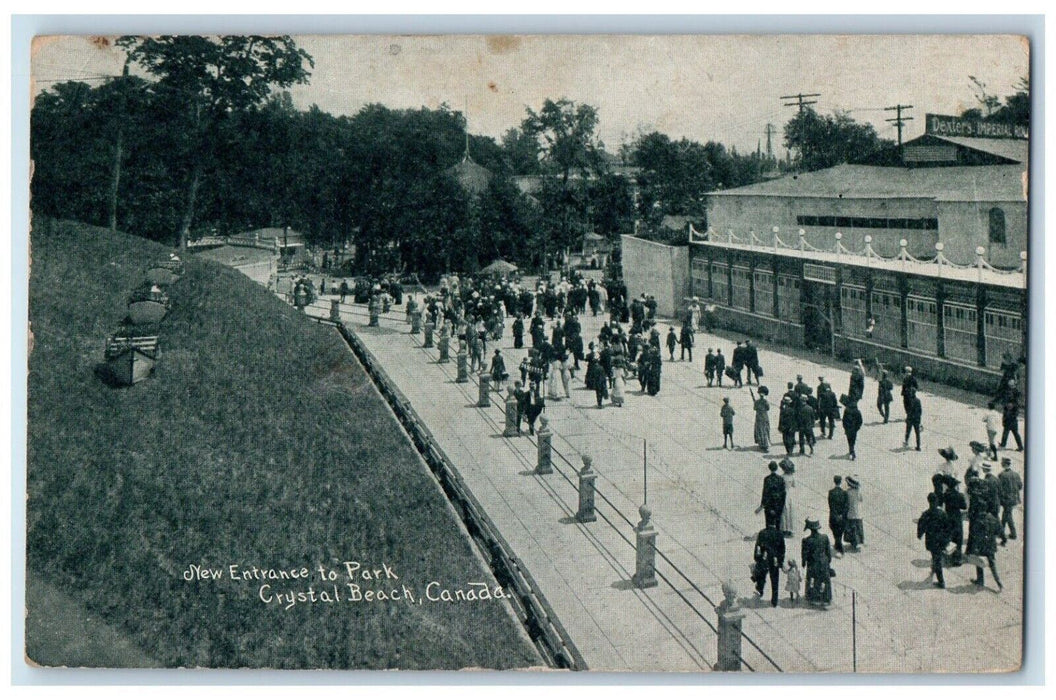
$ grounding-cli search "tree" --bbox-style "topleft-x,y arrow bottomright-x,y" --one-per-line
499,127 -> 541,175
962,75 -> 1029,127
783,108 -> 891,172
521,98 -> 604,267
116,35 -> 314,248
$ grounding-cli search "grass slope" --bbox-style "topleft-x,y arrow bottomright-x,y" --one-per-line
26,220 -> 539,669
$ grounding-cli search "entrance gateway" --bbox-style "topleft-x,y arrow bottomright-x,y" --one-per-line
802,264 -> 837,353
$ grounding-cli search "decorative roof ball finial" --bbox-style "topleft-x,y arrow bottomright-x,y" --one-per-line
864,235 -> 872,244
976,246 -> 986,256
935,242 -> 944,252
1020,251 -> 1028,261
835,231 -> 843,240
899,239 -> 908,248
798,228 -> 806,237
772,226 -> 780,234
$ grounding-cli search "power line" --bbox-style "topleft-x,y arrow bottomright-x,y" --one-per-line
780,92 -> 821,113
884,104 -> 914,147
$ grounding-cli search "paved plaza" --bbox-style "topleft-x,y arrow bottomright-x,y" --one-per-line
316,297 -> 1024,673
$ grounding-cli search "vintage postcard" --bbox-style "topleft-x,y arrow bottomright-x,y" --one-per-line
24,33 -> 1030,673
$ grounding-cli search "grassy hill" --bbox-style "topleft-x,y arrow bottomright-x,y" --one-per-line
26,219 -> 539,669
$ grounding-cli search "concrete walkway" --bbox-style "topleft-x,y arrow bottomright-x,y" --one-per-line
322,299 -> 1023,674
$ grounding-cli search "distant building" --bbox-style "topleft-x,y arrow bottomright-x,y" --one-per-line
448,154 -> 492,196
681,115 -> 1028,392
229,227 -> 308,267
706,125 -> 1027,269
194,243 -> 277,287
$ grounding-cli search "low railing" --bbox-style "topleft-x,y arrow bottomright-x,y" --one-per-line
690,224 -> 1026,288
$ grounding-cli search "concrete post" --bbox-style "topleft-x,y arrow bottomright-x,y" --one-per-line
632,505 -> 658,589
503,387 -> 520,437
456,350 -> 469,383
410,310 -> 422,334
329,299 -> 341,323
423,321 -> 435,348
438,332 -> 450,363
368,303 -> 380,327
715,582 -> 746,671
576,456 -> 597,523
536,415 -> 553,474
478,372 -> 491,407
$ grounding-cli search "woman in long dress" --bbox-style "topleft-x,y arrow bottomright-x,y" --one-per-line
750,386 -> 771,451
548,353 -> 563,400
779,459 -> 796,536
611,358 -> 626,407
559,350 -> 572,398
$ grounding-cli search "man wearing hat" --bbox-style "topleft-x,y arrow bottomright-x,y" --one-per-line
901,366 -> 919,415
967,504 -> 1003,590
731,341 -> 745,387
842,398 -> 863,460
753,521 -> 786,607
848,361 -> 865,403
981,462 -> 1002,519
845,475 -> 864,550
794,374 -> 810,397
795,395 -> 817,456
745,340 -> 761,386
942,474 -> 968,565
828,475 -> 849,555
917,492 -> 952,588
997,458 -> 1023,544
801,519 -> 833,607
704,348 -> 717,387
903,388 -> 923,452
756,461 -> 786,530
877,370 -> 894,423
818,380 -> 840,440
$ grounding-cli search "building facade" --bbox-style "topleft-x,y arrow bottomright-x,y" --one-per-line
689,117 -> 1027,393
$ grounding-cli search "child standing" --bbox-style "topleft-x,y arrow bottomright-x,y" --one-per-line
721,397 -> 736,449
666,327 -> 678,361
984,402 -> 1001,460
785,560 -> 802,603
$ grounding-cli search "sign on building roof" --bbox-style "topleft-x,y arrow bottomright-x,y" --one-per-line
925,113 -> 1028,140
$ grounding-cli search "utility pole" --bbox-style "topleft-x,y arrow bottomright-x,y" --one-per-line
781,92 -> 821,113
765,123 -> 775,161
884,104 -> 914,147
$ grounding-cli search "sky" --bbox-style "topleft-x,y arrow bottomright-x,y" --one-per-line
31,33 -> 1029,155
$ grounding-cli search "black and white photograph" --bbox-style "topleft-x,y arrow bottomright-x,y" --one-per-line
21,30 -> 1033,674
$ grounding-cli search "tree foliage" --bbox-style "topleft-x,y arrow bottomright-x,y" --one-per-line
115,35 -> 314,247
783,108 -> 892,172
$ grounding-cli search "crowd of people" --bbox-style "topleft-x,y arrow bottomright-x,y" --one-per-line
344,274 -> 1026,615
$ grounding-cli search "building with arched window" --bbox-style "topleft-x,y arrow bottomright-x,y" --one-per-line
682,117 -> 1027,392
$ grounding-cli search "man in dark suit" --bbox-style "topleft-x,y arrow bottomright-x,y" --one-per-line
828,475 -> 849,555
714,349 -> 726,387
704,348 -> 717,387
744,340 -> 761,385
731,341 -> 746,387
968,508 -> 1003,590
942,475 -> 968,565
997,458 -> 1023,544
904,388 -> 923,451
756,461 -> 786,530
917,492 -> 952,588
796,395 -> 816,456
901,366 -> 919,414
753,521 -> 786,607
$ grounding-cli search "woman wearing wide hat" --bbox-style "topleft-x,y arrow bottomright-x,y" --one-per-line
801,519 -> 833,607
750,385 -> 771,451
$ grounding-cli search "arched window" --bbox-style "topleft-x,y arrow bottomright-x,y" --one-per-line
988,207 -> 1007,245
